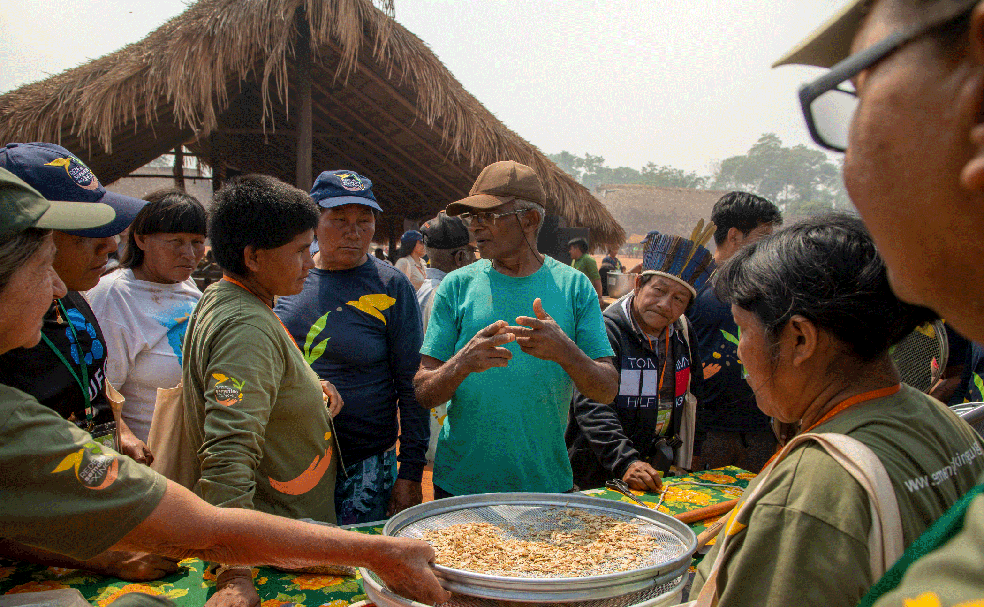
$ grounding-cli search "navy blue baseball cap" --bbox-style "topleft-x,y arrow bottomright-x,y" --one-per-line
310,169 -> 382,212
0,142 -> 147,238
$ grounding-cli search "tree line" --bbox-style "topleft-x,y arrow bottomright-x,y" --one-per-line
548,133 -> 850,216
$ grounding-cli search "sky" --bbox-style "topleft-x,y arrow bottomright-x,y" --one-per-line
0,0 -> 844,175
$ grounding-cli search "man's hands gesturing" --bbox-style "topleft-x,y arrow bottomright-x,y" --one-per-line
456,320 -> 516,373
508,298 -> 575,363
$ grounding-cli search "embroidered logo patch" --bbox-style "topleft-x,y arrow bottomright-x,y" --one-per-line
52,441 -> 119,490
44,156 -> 100,191
212,373 -> 245,406
337,172 -> 366,192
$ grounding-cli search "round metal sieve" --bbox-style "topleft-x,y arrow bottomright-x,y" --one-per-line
359,568 -> 686,607
383,493 -> 696,602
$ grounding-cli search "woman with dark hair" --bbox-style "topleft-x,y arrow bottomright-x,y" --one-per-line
689,214 -> 984,607
394,230 -> 426,289
88,189 -> 207,443
0,169 -> 450,607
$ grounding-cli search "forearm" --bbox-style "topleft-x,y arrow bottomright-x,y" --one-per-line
115,481 -> 395,570
414,356 -> 469,409
396,398 -> 429,481
562,349 -> 618,403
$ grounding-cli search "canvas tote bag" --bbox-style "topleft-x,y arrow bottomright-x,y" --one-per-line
679,432 -> 904,607
147,383 -> 199,489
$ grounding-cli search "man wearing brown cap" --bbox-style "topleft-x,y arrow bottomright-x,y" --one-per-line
732,1 -> 984,606
414,161 -> 618,497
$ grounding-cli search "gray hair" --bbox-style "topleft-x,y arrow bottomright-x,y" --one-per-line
0,228 -> 50,295
513,199 -> 546,236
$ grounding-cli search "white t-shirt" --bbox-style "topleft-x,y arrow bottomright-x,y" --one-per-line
87,268 -> 202,442
395,256 -> 427,291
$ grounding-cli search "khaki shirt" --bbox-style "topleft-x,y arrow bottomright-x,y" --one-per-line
182,281 -> 337,522
691,385 -> 984,607
0,384 -> 166,559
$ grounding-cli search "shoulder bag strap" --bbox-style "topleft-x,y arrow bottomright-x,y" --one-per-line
693,432 -> 903,607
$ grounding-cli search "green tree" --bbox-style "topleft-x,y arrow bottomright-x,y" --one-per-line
640,163 -> 709,189
713,133 -> 848,208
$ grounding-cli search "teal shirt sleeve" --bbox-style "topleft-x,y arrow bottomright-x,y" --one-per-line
572,271 -> 615,360
420,278 -> 460,362
198,322 -> 285,510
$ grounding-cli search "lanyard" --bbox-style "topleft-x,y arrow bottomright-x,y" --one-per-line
643,329 -> 672,400
41,299 -> 92,421
761,383 -> 902,471
222,276 -> 300,350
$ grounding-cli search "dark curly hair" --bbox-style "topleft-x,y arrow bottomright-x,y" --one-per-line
715,212 -> 938,362
209,174 -> 319,277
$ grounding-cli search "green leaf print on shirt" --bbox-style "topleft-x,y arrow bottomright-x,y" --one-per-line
303,310 -> 332,365
721,329 -> 739,346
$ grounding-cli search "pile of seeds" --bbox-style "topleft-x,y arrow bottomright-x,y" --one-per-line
422,508 -> 660,578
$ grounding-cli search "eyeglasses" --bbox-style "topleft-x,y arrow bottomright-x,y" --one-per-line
458,209 -> 527,227
798,1 -> 976,152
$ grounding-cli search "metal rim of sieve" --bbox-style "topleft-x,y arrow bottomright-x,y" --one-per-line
359,568 -> 687,607
383,493 -> 697,602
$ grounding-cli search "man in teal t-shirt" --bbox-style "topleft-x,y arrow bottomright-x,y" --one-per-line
414,161 -> 618,497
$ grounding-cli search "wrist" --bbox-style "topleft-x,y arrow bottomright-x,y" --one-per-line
215,565 -> 254,588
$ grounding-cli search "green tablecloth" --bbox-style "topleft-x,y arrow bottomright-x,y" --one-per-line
0,467 -> 752,606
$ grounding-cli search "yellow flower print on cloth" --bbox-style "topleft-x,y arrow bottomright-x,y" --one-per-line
212,373 -> 245,406
901,592 -> 984,607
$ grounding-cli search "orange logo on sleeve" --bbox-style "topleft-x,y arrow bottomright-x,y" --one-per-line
52,441 -> 119,490
212,373 -> 245,406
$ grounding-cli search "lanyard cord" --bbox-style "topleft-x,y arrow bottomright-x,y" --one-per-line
41,299 -> 92,421
642,328 -> 671,400
222,276 -> 300,350
761,383 -> 902,471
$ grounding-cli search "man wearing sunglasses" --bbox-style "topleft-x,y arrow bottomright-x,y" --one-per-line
774,1 -> 984,605
414,160 -> 618,498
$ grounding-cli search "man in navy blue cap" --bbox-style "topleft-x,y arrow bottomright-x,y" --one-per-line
276,169 -> 429,524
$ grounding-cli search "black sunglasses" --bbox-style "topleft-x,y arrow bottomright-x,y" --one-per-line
799,0 -> 977,152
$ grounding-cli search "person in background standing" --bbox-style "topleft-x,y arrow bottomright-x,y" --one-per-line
394,230 -> 427,290
688,191 -> 782,472
416,212 -> 476,464
88,189 -> 207,444
602,244 -> 624,272
276,170 -> 429,524
569,237 -> 603,304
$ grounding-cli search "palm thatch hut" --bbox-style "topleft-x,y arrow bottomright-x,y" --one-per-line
0,0 -> 624,247
596,184 -> 727,251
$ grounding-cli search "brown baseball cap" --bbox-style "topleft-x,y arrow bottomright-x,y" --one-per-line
446,160 -> 546,216
773,0 -> 866,68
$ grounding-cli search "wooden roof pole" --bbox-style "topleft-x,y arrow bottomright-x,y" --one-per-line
295,13 -> 314,191
173,146 -> 185,191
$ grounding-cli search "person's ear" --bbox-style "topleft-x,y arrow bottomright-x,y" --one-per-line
785,314 -> 819,369
243,245 -> 263,274
726,227 -> 744,248
133,233 -> 148,252
960,3 -> 984,190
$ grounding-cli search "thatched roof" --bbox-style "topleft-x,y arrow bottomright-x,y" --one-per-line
0,0 -> 623,247
595,184 -> 728,251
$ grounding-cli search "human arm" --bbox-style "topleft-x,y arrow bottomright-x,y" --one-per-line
591,277 -> 604,304
118,417 -> 153,465
0,539 -> 179,582
510,298 -> 618,403
387,276 -> 428,513
414,322 -> 517,409
113,480 -> 451,605
196,323 -> 283,509
571,325 -> 661,491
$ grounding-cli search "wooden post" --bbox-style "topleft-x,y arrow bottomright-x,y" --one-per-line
294,15 -> 313,191
172,146 -> 186,191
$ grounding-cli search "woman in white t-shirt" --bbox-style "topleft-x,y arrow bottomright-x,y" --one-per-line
394,230 -> 427,290
88,189 -> 207,443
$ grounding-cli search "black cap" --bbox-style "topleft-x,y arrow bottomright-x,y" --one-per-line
421,213 -> 470,249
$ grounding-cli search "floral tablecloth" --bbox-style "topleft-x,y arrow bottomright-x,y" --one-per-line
0,467 -> 752,606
